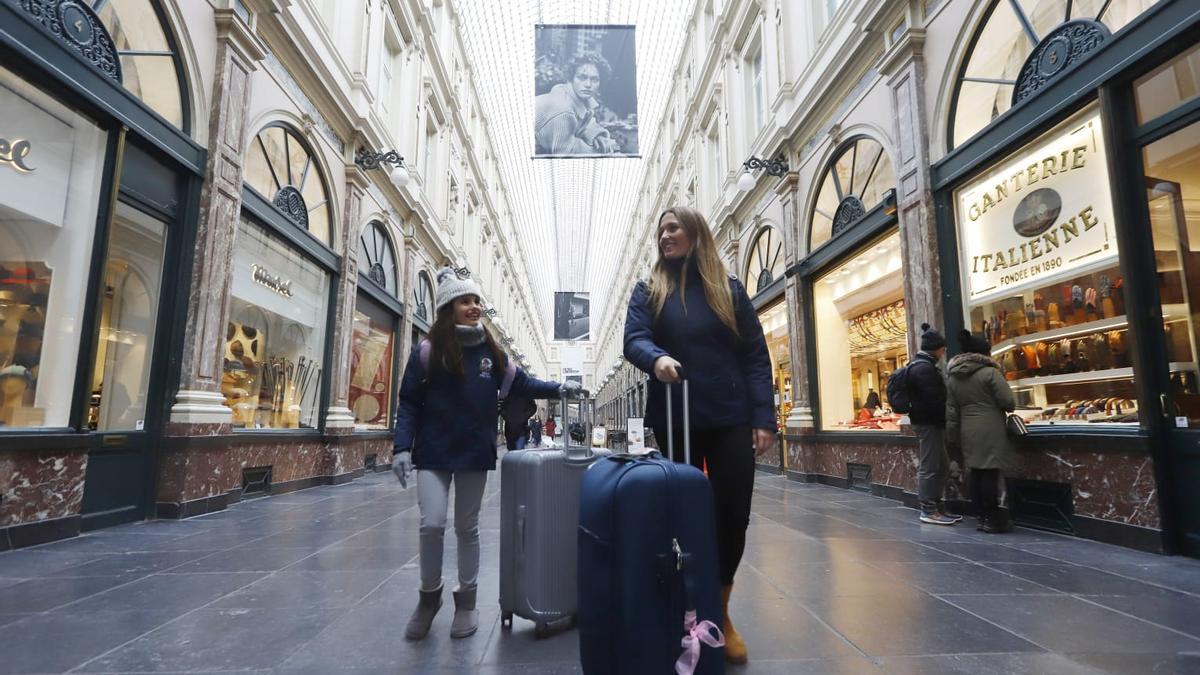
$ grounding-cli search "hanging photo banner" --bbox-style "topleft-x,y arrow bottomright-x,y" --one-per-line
534,24 -> 638,158
560,345 -> 584,387
554,291 -> 590,341
954,108 -> 1118,305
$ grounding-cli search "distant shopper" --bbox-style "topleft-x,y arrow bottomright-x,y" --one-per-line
544,416 -> 557,443
946,330 -> 1016,534
501,395 -> 536,451
527,416 -> 543,446
392,267 -> 581,641
624,205 -> 774,665
909,323 -> 961,526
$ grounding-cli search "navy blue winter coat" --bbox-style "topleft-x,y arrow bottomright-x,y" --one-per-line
393,340 -> 561,471
624,258 -> 775,434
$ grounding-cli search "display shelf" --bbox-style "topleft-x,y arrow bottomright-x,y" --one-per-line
1008,362 -> 1198,389
990,315 -> 1128,356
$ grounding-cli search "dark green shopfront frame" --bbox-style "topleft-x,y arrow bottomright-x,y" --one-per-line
930,0 -> 1200,555
0,1 -> 206,537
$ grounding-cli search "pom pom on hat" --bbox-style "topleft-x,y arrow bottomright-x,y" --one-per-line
433,266 -> 484,313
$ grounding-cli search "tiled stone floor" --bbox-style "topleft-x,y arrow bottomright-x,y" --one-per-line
3,467 -> 1200,674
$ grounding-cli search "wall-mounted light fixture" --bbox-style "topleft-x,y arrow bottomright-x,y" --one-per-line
354,149 -> 410,188
736,155 -> 789,191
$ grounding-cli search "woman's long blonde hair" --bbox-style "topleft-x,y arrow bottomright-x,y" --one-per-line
647,206 -> 739,336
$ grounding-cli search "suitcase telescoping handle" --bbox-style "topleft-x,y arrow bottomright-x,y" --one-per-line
558,389 -> 593,459
663,373 -> 690,466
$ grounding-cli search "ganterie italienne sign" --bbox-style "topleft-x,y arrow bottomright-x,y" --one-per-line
954,109 -> 1117,305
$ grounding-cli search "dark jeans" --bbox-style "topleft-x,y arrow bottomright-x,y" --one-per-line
659,424 -> 754,586
971,468 -> 1002,518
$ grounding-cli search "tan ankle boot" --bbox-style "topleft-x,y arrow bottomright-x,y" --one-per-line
721,584 -> 747,664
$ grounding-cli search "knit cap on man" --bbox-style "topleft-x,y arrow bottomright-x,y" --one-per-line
434,266 -> 483,312
919,323 -> 946,351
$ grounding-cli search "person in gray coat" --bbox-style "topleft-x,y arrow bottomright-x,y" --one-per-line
946,330 -> 1016,533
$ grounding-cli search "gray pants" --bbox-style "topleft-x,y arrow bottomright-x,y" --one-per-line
914,424 -> 947,512
417,469 -> 488,593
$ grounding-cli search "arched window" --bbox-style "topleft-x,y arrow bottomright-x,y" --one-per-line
89,0 -> 188,130
359,221 -> 398,295
244,124 -> 333,243
949,0 -> 1158,149
746,226 -> 784,295
414,271 -> 434,322
809,137 -> 895,251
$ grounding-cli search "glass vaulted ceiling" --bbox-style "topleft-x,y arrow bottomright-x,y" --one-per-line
456,0 -> 693,335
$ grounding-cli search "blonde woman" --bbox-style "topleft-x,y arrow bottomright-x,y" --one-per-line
623,206 -> 775,664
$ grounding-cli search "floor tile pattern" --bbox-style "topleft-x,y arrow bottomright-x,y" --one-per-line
2,465 -> 1199,674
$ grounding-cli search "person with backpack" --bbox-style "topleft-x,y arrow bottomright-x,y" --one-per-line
391,267 -> 582,641
946,330 -> 1016,533
902,323 -> 961,525
624,206 -> 775,665
527,415 -> 543,446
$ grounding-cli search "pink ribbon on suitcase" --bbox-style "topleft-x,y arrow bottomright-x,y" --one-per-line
674,609 -> 725,675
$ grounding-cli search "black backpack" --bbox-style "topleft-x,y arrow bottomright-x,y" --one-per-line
886,362 -> 915,414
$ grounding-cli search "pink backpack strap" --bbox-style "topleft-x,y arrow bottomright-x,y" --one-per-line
418,339 -> 431,372
499,359 -> 518,399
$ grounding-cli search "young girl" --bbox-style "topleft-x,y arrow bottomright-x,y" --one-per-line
392,267 -> 579,640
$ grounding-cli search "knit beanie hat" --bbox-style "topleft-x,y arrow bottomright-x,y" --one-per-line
919,322 -> 946,351
957,329 -> 991,355
434,266 -> 483,312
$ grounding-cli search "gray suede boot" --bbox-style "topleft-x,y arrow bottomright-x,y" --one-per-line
450,587 -> 479,638
405,585 -> 443,640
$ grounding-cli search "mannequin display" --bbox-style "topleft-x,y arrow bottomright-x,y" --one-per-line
0,364 -> 33,427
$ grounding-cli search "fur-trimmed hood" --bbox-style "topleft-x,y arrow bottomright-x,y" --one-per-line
948,351 -> 1001,377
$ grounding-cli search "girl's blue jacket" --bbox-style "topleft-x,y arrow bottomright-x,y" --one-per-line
393,340 -> 560,471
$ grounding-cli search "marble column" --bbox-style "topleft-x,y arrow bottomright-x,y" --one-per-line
397,226 -> 418,372
779,172 -> 814,435
880,29 -> 943,354
169,9 -> 266,430
324,166 -> 368,431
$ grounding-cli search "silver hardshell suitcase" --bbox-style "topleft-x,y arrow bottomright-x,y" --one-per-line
499,395 -> 608,637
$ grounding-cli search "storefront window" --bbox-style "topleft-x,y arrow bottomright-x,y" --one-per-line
87,203 -> 167,431
810,137 -> 895,251
0,66 -> 108,429
758,300 -> 791,432
951,0 -> 1159,148
90,0 -> 187,130
1134,42 -> 1200,125
221,218 -> 330,429
814,231 -> 907,431
1143,120 -> 1200,425
243,125 -> 332,244
746,226 -> 784,295
955,107 -> 1138,426
349,295 -> 395,429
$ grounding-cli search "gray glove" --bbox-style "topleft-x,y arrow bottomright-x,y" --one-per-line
392,451 -> 412,489
560,381 -> 585,399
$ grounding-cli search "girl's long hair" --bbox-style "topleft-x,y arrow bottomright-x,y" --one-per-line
647,206 -> 739,336
427,299 -> 508,380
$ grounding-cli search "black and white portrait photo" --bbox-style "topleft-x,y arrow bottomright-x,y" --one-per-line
534,24 -> 638,158
554,292 -> 590,341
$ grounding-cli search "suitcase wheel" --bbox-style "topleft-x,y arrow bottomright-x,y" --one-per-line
501,612 -> 513,630
534,621 -> 549,638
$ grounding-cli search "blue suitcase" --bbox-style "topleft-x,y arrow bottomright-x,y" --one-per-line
578,380 -> 725,674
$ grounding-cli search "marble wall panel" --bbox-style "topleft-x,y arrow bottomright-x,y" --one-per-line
0,450 -> 87,526
788,437 -> 1161,529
